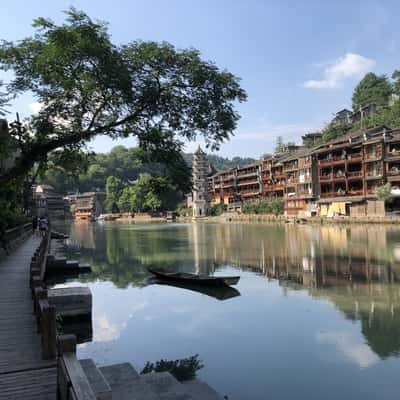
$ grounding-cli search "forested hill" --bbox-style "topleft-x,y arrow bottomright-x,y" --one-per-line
182,153 -> 256,171
42,145 -> 255,194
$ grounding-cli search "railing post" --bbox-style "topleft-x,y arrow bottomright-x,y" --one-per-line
40,300 -> 57,360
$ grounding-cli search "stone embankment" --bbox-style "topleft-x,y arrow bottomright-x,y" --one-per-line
217,212 -> 400,225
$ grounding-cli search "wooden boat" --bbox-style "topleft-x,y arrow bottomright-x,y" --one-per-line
149,278 -> 241,300
147,267 -> 240,287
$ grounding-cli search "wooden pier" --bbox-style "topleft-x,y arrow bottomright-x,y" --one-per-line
0,236 -> 57,400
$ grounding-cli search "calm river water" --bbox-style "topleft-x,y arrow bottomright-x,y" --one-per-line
55,221 -> 400,399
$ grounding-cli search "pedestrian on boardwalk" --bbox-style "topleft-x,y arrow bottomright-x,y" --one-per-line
32,216 -> 38,235
39,217 -> 48,237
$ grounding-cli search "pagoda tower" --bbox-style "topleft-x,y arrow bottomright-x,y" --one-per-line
192,146 -> 209,218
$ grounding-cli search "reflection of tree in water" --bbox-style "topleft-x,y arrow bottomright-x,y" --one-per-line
65,221 -> 400,358
361,308 -> 400,358
67,223 -> 212,288
141,354 -> 204,381
306,283 -> 400,359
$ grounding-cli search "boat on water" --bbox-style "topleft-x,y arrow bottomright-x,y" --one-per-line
97,214 -> 119,222
149,278 -> 240,300
147,267 -> 240,287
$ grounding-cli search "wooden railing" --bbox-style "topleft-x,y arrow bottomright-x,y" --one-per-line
1,222 -> 32,255
319,156 -> 346,165
347,189 -> 364,196
58,335 -> 96,400
347,171 -> 363,178
347,153 -> 362,162
30,231 -> 57,360
365,171 -> 383,178
387,149 -> 400,158
320,174 -> 332,181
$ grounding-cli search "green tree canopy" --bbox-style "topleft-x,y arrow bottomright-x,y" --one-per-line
118,174 -> 178,213
0,7 -> 246,185
352,72 -> 392,110
105,176 -> 125,213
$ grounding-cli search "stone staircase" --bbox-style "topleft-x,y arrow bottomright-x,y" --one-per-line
79,359 -> 224,400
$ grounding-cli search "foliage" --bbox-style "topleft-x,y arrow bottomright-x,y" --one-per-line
182,153 -> 256,171
104,176 -> 125,213
141,355 -> 204,382
351,99 -> 400,133
352,73 -> 392,110
209,203 -> 226,216
176,202 -> 191,217
392,70 -> 400,96
321,123 -> 350,143
242,198 -> 284,215
0,180 -> 26,239
116,174 -> 179,213
375,183 -> 393,203
0,8 -> 246,186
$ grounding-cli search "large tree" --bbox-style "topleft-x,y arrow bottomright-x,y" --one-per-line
352,72 -> 392,111
0,8 -> 246,185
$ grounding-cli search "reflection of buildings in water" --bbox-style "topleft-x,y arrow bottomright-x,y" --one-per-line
71,221 -> 96,250
190,222 -> 215,275
207,223 -> 400,356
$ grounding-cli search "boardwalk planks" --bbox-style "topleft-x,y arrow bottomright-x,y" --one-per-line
0,236 -> 57,400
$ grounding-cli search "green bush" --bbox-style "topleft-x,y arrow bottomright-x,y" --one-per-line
209,203 -> 226,216
242,199 -> 284,216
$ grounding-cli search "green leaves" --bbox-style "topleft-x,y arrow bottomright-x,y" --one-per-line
0,7 -> 246,185
375,183 -> 393,203
352,73 -> 392,111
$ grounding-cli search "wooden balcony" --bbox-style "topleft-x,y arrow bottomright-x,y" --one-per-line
347,189 -> 364,196
320,189 -> 362,198
364,152 -> 383,162
236,171 -> 258,178
332,173 -> 346,181
240,190 -> 261,197
366,188 -> 378,195
387,169 -> 400,176
283,165 -> 298,172
347,170 -> 363,179
237,179 -> 259,186
347,153 -> 362,163
271,184 -> 285,191
320,191 -> 344,198
319,156 -> 346,166
319,174 -> 332,182
365,171 -> 383,180
386,149 -> 400,159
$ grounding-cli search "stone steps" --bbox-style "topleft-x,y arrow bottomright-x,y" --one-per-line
79,359 -> 224,400
79,359 -> 112,400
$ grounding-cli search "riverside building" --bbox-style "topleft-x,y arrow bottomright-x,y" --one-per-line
206,126 -> 400,217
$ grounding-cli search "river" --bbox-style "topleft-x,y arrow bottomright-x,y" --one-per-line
54,221 -> 400,399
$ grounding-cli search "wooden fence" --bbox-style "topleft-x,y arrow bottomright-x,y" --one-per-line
30,231 -> 96,399
0,222 -> 32,258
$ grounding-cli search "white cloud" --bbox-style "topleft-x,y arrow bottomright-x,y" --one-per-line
29,102 -> 42,115
317,330 -> 379,368
304,53 -> 376,89
94,314 -> 127,342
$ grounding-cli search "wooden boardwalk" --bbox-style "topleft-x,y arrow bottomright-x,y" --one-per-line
0,236 -> 57,400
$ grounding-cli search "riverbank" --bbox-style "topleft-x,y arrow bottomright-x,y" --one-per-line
210,212 -> 400,225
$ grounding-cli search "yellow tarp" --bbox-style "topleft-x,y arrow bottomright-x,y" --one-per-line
319,202 -> 347,217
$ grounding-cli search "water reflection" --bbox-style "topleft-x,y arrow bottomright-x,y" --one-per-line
59,221 -> 400,398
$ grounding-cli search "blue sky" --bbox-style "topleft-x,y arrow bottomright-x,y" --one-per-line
1,0 -> 399,158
